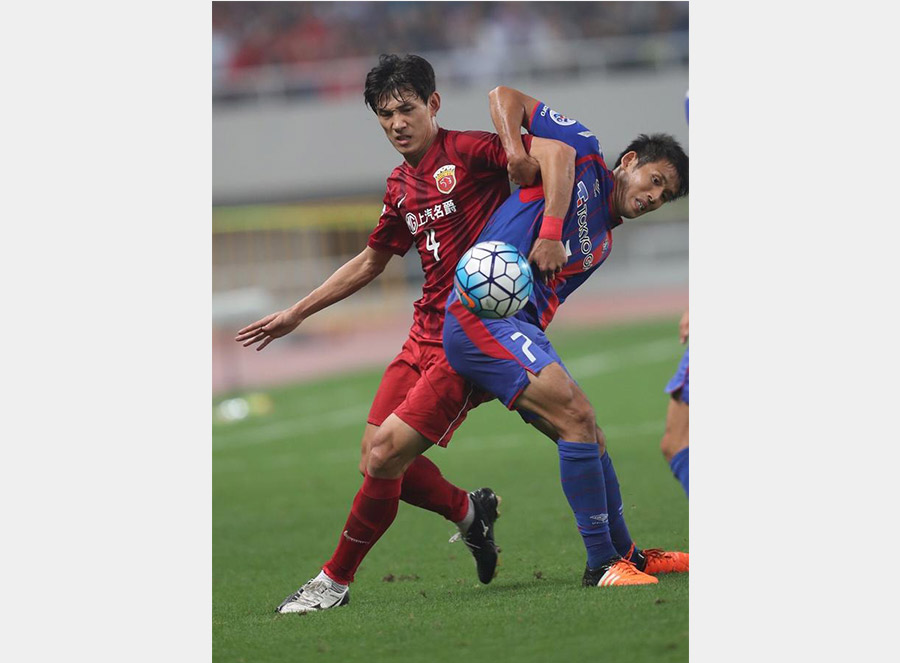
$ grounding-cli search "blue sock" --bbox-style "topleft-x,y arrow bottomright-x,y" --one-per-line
557,440 -> 619,568
600,451 -> 639,559
669,447 -> 689,497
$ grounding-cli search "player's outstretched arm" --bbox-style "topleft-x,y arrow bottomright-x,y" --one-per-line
679,310 -> 689,344
527,137 -> 575,283
489,85 -> 542,187
235,246 -> 393,351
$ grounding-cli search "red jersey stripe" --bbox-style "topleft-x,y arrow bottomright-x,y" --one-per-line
448,300 -> 526,367
539,289 -> 560,329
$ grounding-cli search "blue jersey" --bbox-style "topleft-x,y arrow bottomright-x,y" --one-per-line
666,347 -> 689,404
473,102 -> 623,329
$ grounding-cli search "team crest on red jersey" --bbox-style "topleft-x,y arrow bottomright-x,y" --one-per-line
433,164 -> 457,194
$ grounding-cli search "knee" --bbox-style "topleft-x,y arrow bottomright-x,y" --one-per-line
660,428 -> 687,462
358,451 -> 368,476
359,436 -> 372,476
366,429 -> 411,478
359,424 -> 383,476
562,390 -> 596,441
660,431 -> 675,461
522,365 -> 596,442
367,435 -> 396,473
660,398 -> 688,461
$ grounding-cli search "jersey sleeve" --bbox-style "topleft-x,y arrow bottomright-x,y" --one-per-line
527,102 -> 603,161
447,130 -> 509,180
367,185 -> 414,256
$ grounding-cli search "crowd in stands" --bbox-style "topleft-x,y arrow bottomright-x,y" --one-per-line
213,2 -> 688,96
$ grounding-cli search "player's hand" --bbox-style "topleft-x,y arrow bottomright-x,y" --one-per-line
235,309 -> 303,351
678,310 -> 689,344
528,238 -> 567,284
507,152 -> 540,187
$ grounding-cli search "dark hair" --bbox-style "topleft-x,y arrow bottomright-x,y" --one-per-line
614,133 -> 689,198
364,54 -> 436,112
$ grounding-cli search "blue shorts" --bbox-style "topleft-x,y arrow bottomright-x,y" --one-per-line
666,347 -> 689,404
444,297 -> 567,419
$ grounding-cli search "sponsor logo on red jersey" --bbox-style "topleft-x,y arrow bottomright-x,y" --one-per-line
433,164 -> 458,194
405,200 -> 458,235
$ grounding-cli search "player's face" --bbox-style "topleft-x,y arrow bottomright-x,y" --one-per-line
615,153 -> 681,219
375,90 -> 441,165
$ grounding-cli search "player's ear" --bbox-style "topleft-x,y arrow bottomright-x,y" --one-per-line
428,91 -> 441,116
620,150 -> 638,170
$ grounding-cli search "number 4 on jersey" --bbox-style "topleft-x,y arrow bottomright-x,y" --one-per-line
425,228 -> 441,261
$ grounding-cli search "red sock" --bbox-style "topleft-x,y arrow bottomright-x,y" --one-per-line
323,473 -> 402,584
399,455 -> 469,523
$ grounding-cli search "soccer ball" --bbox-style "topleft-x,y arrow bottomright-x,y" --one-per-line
453,241 -> 534,319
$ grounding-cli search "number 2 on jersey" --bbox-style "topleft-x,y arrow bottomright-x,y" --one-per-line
425,228 -> 441,261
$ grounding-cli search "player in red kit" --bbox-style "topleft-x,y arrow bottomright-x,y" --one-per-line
236,54 -> 572,613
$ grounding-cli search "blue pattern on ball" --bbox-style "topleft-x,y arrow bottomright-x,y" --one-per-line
454,241 -> 534,319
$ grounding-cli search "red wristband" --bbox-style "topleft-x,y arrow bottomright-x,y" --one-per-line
538,215 -> 564,241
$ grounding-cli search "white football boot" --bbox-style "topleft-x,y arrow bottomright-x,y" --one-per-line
275,571 -> 350,613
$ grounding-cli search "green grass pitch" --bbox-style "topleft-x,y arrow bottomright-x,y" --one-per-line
213,317 -> 689,662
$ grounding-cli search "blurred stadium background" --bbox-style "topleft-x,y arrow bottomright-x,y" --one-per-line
212,1 -> 689,398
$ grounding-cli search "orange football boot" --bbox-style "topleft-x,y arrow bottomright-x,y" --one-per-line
631,546 -> 689,574
582,558 -> 659,587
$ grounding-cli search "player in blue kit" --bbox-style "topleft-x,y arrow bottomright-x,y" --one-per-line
660,91 -> 691,498
662,310 -> 690,497
444,86 -> 689,586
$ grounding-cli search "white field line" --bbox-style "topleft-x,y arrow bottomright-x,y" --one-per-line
564,338 -> 681,378
213,338 -> 680,452
213,404 -> 370,451
214,419 -> 668,474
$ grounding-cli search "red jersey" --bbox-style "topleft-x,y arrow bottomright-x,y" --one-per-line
368,128 -> 511,344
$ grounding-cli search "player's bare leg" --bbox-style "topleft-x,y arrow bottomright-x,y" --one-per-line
514,364 -> 656,586
359,422 -> 474,527
661,397 -> 689,463
515,363 -> 597,443
365,415 -> 431,478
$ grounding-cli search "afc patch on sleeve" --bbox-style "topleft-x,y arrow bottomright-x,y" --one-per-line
549,109 -> 577,126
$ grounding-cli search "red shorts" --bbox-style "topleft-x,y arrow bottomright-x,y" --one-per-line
368,335 -> 493,446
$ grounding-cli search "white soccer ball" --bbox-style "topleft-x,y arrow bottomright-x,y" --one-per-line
453,241 -> 534,319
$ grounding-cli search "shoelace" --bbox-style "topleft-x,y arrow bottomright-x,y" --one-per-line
609,558 -> 644,576
642,548 -> 667,559
447,531 -> 481,550
448,516 -> 482,546
286,579 -> 329,605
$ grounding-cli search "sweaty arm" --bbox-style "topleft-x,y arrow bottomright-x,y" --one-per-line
489,85 -> 541,186
235,246 -> 393,351
526,137 -> 574,281
490,85 -> 573,282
